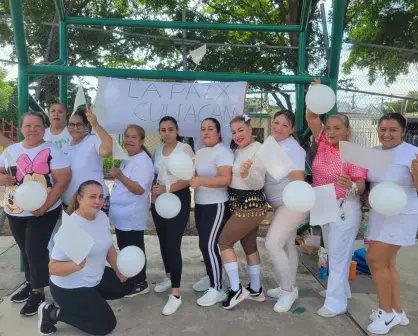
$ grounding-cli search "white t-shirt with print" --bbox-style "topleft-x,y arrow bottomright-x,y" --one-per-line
153,141 -> 195,186
50,211 -> 113,289
44,128 -> 72,149
61,135 -> 108,205
195,143 -> 234,205
109,151 -> 154,231
367,142 -> 418,214
264,136 -> 306,202
0,142 -> 70,217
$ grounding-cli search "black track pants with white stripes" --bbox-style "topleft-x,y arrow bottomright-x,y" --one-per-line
195,202 -> 230,291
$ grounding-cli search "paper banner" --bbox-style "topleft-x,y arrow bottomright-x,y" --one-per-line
310,184 -> 339,227
112,134 -> 130,161
340,141 -> 395,174
55,213 -> 94,265
254,136 -> 293,181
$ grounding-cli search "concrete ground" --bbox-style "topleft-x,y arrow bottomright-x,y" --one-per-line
0,236 -> 417,336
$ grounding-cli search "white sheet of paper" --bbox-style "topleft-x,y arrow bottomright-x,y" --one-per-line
310,184 -> 339,227
5,151 -> 17,168
112,134 -> 130,161
55,213 -> 94,265
254,136 -> 293,181
339,141 -> 395,174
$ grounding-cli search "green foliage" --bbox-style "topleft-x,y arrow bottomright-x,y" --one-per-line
103,157 -> 121,169
0,70 -> 13,112
343,0 -> 418,84
383,91 -> 418,113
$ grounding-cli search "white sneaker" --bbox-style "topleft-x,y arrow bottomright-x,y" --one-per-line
197,287 -> 227,307
273,287 -> 299,313
200,255 -> 204,262
319,290 -> 352,300
369,309 -> 409,326
193,275 -> 210,292
154,278 -> 171,293
162,294 -> 182,316
317,306 -> 345,318
367,309 -> 401,334
267,287 -> 281,299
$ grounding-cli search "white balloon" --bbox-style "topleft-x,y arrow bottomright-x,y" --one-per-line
167,152 -> 194,180
116,246 -> 145,278
369,182 -> 407,217
305,84 -> 336,115
155,192 -> 181,219
283,181 -> 316,213
15,181 -> 47,211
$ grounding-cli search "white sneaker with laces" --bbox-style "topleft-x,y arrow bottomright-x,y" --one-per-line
266,287 -> 281,298
154,278 -> 171,293
367,309 -> 401,334
317,306 -> 345,318
162,294 -> 182,316
193,275 -> 210,292
197,287 -> 227,307
273,287 -> 299,313
319,289 -> 352,299
369,309 -> 409,326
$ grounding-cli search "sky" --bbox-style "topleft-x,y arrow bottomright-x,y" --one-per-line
0,0 -> 417,110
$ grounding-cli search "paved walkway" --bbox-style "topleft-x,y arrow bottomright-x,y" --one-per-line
0,236 -> 417,336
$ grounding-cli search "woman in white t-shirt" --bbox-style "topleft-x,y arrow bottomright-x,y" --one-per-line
61,106 -> 112,214
109,125 -> 154,297
263,111 -> 308,313
37,180 -> 135,336
151,116 -> 194,316
43,103 -> 72,149
218,115 -> 268,310
0,112 -> 71,317
189,118 -> 233,307
365,113 -> 418,335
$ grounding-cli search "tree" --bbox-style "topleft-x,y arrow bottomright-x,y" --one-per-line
383,91 -> 418,114
0,70 -> 13,112
343,0 -> 418,84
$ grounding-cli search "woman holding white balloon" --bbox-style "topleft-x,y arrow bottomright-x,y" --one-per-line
109,124 -> 154,297
189,118 -> 233,307
218,114 -> 268,309
263,110 -> 308,313
306,80 -> 367,318
151,116 -> 194,316
0,112 -> 71,317
37,180 -> 135,336
365,113 -> 418,335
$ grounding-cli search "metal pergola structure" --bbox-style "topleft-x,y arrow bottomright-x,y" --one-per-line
9,0 -> 346,141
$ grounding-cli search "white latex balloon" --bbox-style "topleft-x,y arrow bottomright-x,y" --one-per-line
369,182 -> 407,217
116,246 -> 145,278
283,181 -> 316,213
155,192 -> 181,219
167,152 -> 194,180
305,84 -> 336,115
15,181 -> 47,211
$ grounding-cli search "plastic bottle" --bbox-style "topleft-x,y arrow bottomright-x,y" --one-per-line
363,223 -> 370,245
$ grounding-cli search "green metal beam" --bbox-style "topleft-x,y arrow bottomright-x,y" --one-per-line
295,31 -> 307,132
29,59 -> 66,84
66,17 -> 300,33
53,0 -> 66,21
18,73 -> 29,135
25,65 -> 331,84
300,0 -> 312,32
9,0 -> 28,69
59,21 -> 68,106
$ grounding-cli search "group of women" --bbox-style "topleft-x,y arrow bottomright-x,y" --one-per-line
0,80 -> 416,335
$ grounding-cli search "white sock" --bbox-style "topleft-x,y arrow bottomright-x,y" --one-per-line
224,262 -> 240,292
248,264 -> 261,292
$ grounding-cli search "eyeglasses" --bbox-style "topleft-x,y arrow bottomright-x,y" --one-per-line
68,122 -> 86,129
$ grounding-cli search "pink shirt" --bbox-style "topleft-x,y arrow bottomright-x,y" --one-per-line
312,130 -> 367,200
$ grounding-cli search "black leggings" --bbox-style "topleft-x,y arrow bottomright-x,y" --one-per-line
115,229 -> 146,283
151,187 -> 191,288
7,206 -> 61,289
50,267 -> 133,336
195,202 -> 230,291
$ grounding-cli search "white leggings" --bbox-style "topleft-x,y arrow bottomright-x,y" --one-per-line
265,200 -> 308,290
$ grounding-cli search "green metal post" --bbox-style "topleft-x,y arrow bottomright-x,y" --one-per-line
299,0 -> 312,32
295,31 -> 307,132
59,20 -> 68,106
53,0 -> 66,21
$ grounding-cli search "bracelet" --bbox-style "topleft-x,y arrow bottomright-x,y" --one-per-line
346,182 -> 358,198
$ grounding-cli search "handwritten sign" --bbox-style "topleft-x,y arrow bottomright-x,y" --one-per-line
94,77 -> 247,138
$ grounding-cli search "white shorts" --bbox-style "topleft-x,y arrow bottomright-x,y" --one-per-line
367,211 -> 418,246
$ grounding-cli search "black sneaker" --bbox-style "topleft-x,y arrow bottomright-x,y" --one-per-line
20,291 -> 45,316
37,302 -> 57,335
222,284 -> 249,310
246,284 -> 266,302
124,281 -> 150,298
10,282 -> 31,303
